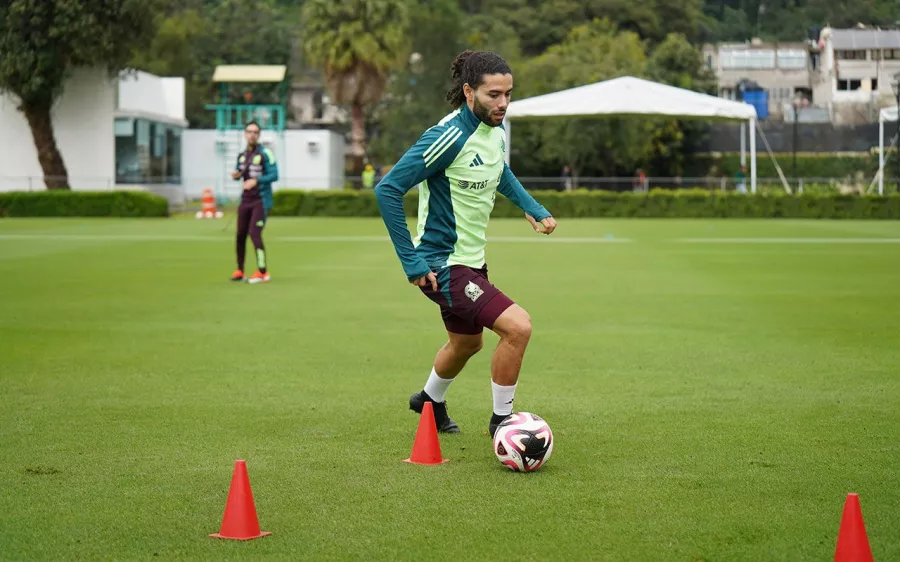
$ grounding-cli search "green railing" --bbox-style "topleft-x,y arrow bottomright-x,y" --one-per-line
204,104 -> 286,131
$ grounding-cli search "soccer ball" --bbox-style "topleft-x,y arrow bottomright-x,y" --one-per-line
493,412 -> 554,472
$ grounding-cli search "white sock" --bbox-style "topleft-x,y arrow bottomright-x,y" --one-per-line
491,381 -> 518,416
423,367 -> 454,403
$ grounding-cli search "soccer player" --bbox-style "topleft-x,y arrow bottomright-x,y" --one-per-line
230,120 -> 278,284
374,50 -> 557,437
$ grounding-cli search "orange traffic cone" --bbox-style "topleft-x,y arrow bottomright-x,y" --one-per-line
834,493 -> 873,562
209,460 -> 271,540
404,401 -> 449,465
197,188 -> 223,219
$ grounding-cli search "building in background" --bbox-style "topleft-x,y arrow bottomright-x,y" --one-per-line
812,27 -> 900,124
0,68 -> 188,193
704,26 -> 900,125
0,67 -> 346,200
289,67 -> 347,128
0,67 -> 118,191
181,128 -> 345,199
114,70 -> 189,187
703,39 -> 812,120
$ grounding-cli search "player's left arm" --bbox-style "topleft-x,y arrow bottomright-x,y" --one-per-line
497,163 -> 557,235
248,148 -> 278,189
256,148 -> 279,186
232,153 -> 243,180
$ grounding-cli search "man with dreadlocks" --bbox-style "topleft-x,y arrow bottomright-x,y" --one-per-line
375,50 -> 557,438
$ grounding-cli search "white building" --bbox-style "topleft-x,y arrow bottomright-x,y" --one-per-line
0,68 -> 188,193
812,27 -> 900,124
181,128 -> 346,200
703,39 -> 812,119
0,67 -> 346,199
704,27 -> 900,124
114,70 -> 189,187
0,67 -> 118,191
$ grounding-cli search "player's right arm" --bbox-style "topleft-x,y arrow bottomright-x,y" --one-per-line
231,153 -> 242,180
375,125 -> 461,285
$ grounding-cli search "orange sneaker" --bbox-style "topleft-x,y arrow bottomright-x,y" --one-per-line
230,269 -> 244,282
248,271 -> 270,284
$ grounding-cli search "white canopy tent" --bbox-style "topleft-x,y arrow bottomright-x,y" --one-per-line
878,106 -> 898,195
504,76 -> 760,192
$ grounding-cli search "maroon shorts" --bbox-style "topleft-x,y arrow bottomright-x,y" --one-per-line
419,265 -> 515,335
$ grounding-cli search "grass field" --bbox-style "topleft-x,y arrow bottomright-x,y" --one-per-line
1,216 -> 899,561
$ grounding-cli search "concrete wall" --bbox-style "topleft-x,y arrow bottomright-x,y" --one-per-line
0,67 -> 115,191
117,70 -> 186,123
181,128 -> 345,199
703,121 -> 881,153
704,42 -> 812,117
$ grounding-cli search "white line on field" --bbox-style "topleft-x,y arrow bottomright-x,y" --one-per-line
0,233 -> 224,242
4,234 -> 898,244
674,237 -> 900,244
0,233 -> 632,243
489,236 -> 631,243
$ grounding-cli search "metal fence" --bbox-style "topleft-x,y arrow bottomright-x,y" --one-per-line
3,174 -> 897,207
343,175 -> 899,195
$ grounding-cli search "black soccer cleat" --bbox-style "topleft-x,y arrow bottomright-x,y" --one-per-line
409,390 -> 459,434
489,413 -> 512,439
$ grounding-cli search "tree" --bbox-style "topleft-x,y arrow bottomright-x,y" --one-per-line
129,0 -> 294,127
200,0 -> 294,104
507,0 -> 579,57
301,0 -> 410,170
804,0 -> 900,30
0,0 -> 165,189
515,19 -> 651,181
646,33 -> 717,177
128,7 -> 210,126
366,0 -> 465,165
647,33 -> 716,94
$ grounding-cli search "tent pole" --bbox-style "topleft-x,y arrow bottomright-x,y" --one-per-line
879,111 -> 885,196
740,122 -> 746,167
749,117 -> 757,194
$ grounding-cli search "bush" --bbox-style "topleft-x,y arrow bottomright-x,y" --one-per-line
271,188 -> 900,219
689,152 -> 882,179
0,191 -> 169,218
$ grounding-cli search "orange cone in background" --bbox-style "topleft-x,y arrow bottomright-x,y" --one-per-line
209,460 -> 271,540
197,188 -> 223,218
404,401 -> 449,465
834,493 -> 873,562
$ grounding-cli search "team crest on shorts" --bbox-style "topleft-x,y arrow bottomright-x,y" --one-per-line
464,280 -> 484,302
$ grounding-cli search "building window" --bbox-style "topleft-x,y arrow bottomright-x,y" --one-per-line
837,79 -> 862,91
836,50 -> 867,60
115,117 -> 183,184
721,49 -> 776,69
885,49 -> 900,60
777,49 -> 807,69
871,50 -> 882,60
872,78 -> 879,91
706,55 -> 713,70
165,128 -> 182,183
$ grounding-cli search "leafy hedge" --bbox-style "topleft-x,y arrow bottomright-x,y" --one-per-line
689,152 -> 885,179
0,191 -> 169,217
272,189 -> 900,219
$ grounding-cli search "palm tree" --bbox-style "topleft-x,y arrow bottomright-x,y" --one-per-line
301,0 -> 410,171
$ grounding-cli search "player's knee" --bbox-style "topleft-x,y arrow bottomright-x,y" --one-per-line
505,309 -> 532,345
452,338 -> 483,357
